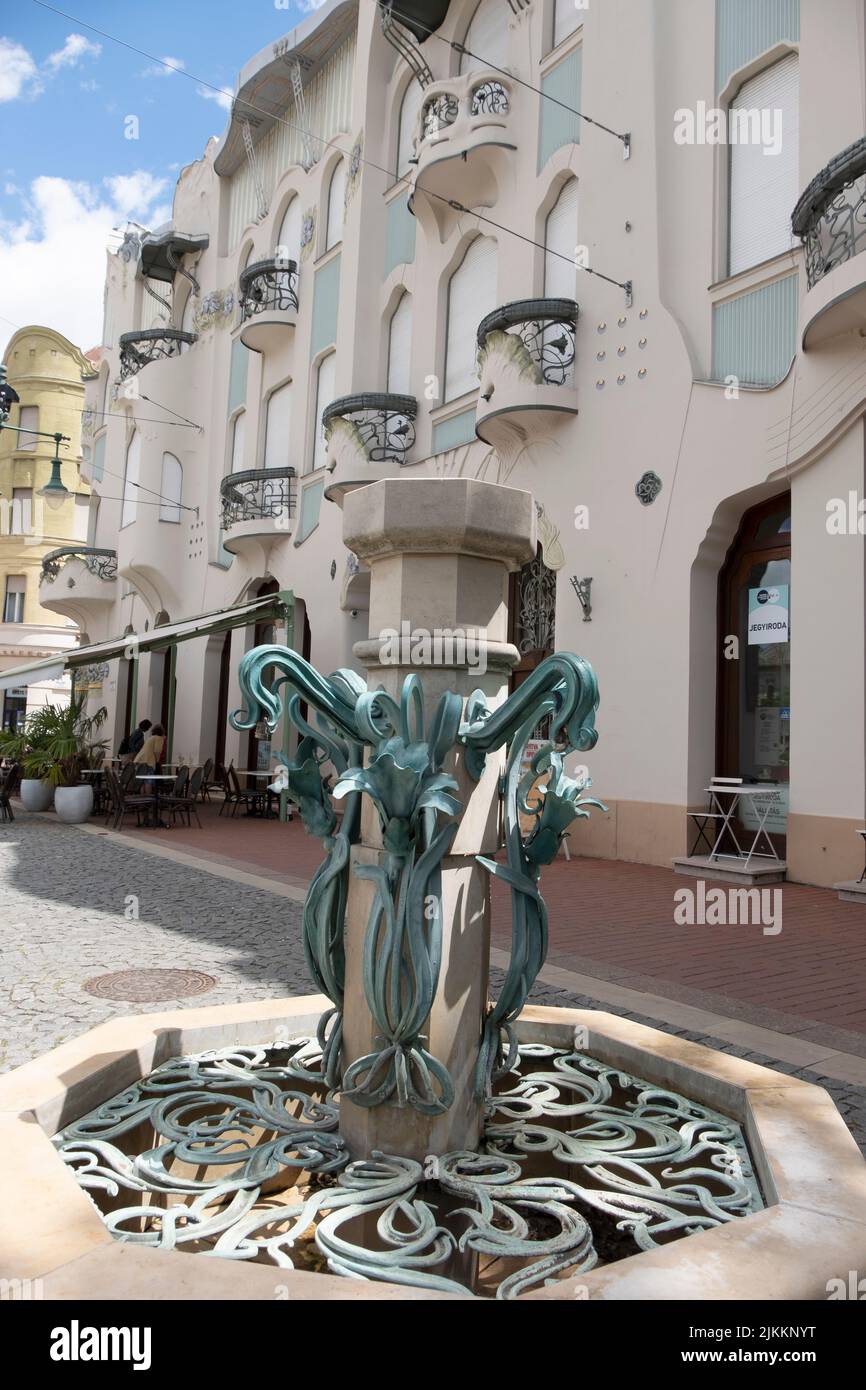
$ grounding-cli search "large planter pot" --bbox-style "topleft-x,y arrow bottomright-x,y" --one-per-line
54,784 -> 93,824
19,778 -> 54,812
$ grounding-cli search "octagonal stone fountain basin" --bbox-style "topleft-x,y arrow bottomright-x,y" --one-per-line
1,995 -> 865,1302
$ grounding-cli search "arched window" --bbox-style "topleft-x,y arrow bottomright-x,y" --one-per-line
326,160 -> 346,251
121,430 -> 140,528
159,452 -> 182,522
312,353 -> 336,471
552,0 -> 582,50
264,381 -> 292,469
729,54 -> 799,276
229,412 -> 245,475
275,196 -> 301,267
387,293 -> 413,395
444,236 -> 497,401
396,80 -> 424,178
459,0 -> 507,75
544,178 -> 579,297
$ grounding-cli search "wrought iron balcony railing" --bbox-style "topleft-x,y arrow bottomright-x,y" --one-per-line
41,547 -> 118,583
420,75 -> 510,142
322,393 -> 417,465
118,328 -> 196,381
792,138 -> 866,289
477,298 -> 578,388
238,258 -> 299,322
220,467 -> 296,530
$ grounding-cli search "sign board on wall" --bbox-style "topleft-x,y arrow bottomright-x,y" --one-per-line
740,784 -> 789,836
748,585 -> 789,645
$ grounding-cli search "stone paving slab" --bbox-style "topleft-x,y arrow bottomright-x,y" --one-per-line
2,811 -> 864,1160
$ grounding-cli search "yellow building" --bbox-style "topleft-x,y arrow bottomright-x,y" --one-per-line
0,326 -> 97,730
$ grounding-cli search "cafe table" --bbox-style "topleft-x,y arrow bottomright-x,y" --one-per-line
135,773 -> 176,829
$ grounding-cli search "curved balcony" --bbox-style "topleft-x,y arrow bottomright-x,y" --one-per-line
236,258 -> 299,353
220,466 -> 296,555
322,393 -> 417,471
38,547 -> 117,628
793,139 -> 866,347
410,70 -> 516,216
118,328 -> 196,381
475,298 -> 579,453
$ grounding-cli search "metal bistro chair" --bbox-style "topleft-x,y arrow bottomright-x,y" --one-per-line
200,758 -> 222,803
687,776 -> 743,858
103,766 -> 156,831
225,764 -> 267,819
0,762 -> 20,823
167,766 -> 204,828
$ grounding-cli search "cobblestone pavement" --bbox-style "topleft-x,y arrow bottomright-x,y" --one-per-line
2,812 -> 864,1159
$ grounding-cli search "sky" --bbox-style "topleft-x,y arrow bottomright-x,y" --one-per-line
0,0 -> 327,356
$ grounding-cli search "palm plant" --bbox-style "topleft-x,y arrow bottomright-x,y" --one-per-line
0,697 -> 107,788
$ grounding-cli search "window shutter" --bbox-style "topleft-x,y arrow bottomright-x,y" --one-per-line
264,383 -> 292,469
326,162 -> 346,250
276,198 -> 301,264
313,353 -> 336,471
544,179 -> 579,297
387,295 -> 413,395
230,414 -> 245,475
121,432 -> 140,528
397,81 -> 424,178
553,0 -> 582,50
445,236 -> 497,401
459,0 -> 507,74
17,406 -> 37,450
729,55 -> 799,277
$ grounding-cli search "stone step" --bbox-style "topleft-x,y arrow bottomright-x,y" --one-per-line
672,855 -> 787,886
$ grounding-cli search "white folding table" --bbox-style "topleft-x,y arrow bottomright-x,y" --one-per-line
703,783 -> 783,868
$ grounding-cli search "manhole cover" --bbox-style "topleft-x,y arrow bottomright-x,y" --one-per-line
82,968 -> 217,1002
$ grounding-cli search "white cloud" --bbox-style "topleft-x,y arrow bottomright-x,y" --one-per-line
0,38 -> 41,102
0,173 -> 169,356
297,0 -> 328,10
196,84 -> 232,111
45,34 -> 102,72
142,56 -> 185,78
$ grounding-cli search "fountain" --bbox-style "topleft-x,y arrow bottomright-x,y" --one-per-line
2,478 -> 864,1301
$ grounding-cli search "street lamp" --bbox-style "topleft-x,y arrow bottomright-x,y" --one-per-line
0,362 -> 71,509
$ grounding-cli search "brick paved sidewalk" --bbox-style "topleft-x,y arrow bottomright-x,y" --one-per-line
114,800 -> 866,1048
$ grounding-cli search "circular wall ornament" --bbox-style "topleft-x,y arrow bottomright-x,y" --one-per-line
635,471 -> 663,505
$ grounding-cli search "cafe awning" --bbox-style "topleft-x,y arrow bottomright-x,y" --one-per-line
0,593 -> 291,691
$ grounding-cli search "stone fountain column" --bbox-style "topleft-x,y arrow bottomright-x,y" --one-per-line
338,477 -> 536,1160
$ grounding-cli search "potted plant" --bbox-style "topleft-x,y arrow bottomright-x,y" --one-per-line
0,704 -> 58,811
0,697 -> 108,823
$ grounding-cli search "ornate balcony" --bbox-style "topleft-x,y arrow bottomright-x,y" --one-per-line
118,328 -> 196,381
323,393 -> 417,471
220,467 -> 296,555
236,258 -> 299,353
793,139 -> 866,347
38,547 -> 117,628
410,70 -> 516,217
475,298 -> 579,454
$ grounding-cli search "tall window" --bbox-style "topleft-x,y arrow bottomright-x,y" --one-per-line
459,0 -> 507,74
121,430 -> 140,528
729,54 -> 799,276
10,489 -> 32,536
544,178 -> 579,297
387,293 -> 413,395
444,236 -> 497,401
264,382 -> 292,469
397,80 -> 424,178
312,353 -> 336,471
276,197 -> 301,267
3,576 -> 25,624
179,289 -> 195,345
552,0 -> 582,50
159,453 -> 183,522
326,160 -> 346,251
73,493 -> 89,540
229,412 -> 246,474
17,405 -> 37,450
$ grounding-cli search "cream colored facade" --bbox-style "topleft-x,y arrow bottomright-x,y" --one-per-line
49,0 -> 866,885
0,326 -> 97,725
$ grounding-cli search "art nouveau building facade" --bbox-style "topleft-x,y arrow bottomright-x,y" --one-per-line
20,0 -> 866,886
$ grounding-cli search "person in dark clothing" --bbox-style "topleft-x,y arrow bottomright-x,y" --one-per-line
120,719 -> 152,763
